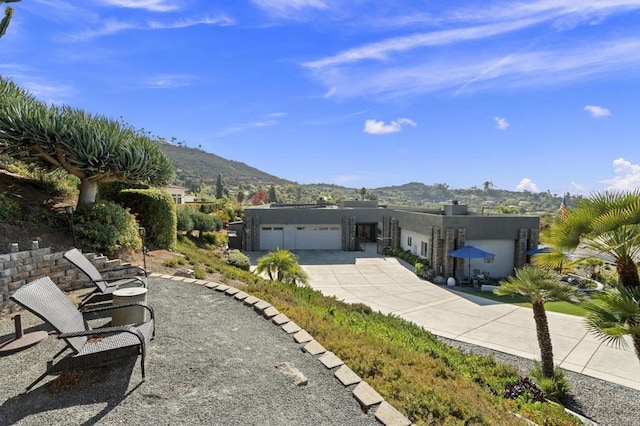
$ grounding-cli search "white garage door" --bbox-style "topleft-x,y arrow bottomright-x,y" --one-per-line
295,226 -> 341,250
260,226 -> 284,250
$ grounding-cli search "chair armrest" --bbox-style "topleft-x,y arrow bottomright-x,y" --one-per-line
81,301 -> 155,322
100,276 -> 147,288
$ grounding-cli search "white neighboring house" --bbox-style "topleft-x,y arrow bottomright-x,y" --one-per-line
165,185 -> 188,204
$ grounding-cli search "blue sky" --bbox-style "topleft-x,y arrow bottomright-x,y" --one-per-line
2,1 -> 640,196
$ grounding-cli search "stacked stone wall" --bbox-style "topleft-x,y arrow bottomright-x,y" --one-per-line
0,243 -> 142,313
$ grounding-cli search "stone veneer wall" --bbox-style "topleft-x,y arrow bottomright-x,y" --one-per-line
0,243 -> 142,314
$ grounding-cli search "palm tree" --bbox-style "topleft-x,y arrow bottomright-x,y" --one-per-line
584,285 -> 640,360
494,265 -> 579,378
550,191 -> 640,362
551,191 -> 640,291
255,248 -> 308,285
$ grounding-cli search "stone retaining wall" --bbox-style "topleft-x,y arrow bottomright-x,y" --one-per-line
0,243 -> 142,313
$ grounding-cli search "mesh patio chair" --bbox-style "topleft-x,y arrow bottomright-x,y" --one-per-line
10,277 -> 155,391
64,248 -> 147,307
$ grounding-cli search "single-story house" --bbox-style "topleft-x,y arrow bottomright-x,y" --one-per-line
242,200 -> 540,280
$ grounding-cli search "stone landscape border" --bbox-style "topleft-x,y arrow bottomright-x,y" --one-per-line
150,272 -> 412,426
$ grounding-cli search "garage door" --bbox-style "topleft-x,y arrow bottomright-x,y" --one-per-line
260,226 -> 284,250
295,226 -> 341,250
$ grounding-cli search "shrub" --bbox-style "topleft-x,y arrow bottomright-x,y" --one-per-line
384,247 -> 429,277
176,208 -> 195,233
530,362 -> 570,402
75,201 -> 142,256
502,376 -> 546,402
113,189 -> 177,250
0,193 -> 21,223
227,249 -> 250,271
201,231 -> 218,245
191,211 -> 222,234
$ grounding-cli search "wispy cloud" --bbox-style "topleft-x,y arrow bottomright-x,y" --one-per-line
302,2 -> 640,99
251,0 -> 328,18
144,74 -> 197,89
494,116 -> 509,130
213,117 -> 280,138
96,0 -> 180,12
516,178 -> 539,193
601,158 -> 640,191
583,105 -> 611,118
64,16 -> 234,41
363,118 -> 416,135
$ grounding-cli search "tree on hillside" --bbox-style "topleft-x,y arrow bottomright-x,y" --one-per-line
0,77 -> 173,209
255,248 -> 308,285
250,188 -> 268,205
268,184 -> 278,203
215,173 -> 226,199
495,265 -> 579,378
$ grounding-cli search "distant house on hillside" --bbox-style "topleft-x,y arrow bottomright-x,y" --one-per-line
165,185 -> 187,204
243,200 -> 539,280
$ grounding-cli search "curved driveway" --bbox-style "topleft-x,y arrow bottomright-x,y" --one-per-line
276,247 -> 640,391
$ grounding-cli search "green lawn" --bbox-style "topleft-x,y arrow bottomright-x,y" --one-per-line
463,289 -> 606,316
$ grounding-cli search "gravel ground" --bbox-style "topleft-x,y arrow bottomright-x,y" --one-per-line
3,277 -> 639,425
439,337 -> 640,426
0,278 -> 379,425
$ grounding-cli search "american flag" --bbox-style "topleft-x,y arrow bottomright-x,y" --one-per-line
558,195 -> 568,219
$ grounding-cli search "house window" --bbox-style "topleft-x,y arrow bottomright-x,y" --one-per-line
407,236 -> 412,246
421,241 -> 428,256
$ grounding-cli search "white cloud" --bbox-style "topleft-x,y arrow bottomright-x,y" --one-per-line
363,118 -> 416,135
583,105 -> 611,118
252,0 -> 328,18
601,158 -> 640,191
64,16 -> 234,41
145,74 -> 196,89
516,178 -> 539,193
96,0 -> 180,12
494,116 -> 509,130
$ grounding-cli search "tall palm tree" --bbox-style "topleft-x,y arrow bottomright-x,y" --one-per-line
494,265 -> 579,378
255,248 -> 308,285
551,191 -> 640,291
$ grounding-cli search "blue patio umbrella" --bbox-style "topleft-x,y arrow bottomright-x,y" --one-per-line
449,245 -> 495,278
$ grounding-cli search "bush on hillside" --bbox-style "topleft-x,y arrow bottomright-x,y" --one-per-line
227,249 -> 250,271
176,208 -> 195,233
75,201 -> 142,256
0,193 -> 21,223
114,189 -> 177,250
191,211 -> 223,234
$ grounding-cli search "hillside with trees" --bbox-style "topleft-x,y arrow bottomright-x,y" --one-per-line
162,143 -> 577,216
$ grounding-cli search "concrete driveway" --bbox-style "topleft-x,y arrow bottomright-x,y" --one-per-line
251,247 -> 640,391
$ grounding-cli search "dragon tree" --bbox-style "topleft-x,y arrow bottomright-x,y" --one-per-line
0,76 -> 173,209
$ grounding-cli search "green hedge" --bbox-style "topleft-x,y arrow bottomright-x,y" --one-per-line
383,247 -> 429,278
114,189 -> 177,250
75,201 -> 142,255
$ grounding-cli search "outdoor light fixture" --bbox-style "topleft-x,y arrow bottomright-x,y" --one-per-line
138,226 -> 147,271
65,205 -> 77,248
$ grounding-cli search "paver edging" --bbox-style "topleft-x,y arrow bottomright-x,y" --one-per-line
185,278 -> 412,426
